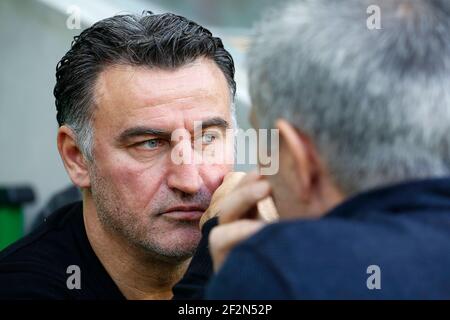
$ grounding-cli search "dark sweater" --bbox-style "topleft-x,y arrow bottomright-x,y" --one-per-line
0,202 -> 125,299
0,199 -> 214,300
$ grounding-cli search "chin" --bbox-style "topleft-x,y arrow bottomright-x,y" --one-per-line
170,227 -> 202,250
144,226 -> 202,260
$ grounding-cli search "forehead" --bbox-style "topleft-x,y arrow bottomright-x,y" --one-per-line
93,58 -> 231,132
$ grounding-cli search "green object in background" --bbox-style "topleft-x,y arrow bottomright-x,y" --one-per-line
0,186 -> 35,251
0,206 -> 23,250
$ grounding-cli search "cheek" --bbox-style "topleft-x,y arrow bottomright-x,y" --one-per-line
97,156 -> 166,207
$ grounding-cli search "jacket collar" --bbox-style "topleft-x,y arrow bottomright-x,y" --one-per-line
326,177 -> 450,219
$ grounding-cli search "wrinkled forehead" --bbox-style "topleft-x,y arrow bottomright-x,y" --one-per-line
92,58 -> 232,134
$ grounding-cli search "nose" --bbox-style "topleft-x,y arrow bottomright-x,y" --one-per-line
167,162 -> 203,196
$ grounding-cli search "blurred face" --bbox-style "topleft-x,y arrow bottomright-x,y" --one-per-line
88,58 -> 233,261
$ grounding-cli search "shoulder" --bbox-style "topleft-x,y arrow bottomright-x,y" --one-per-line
0,260 -> 71,299
242,210 -> 447,256
236,214 -> 439,276
209,213 -> 450,299
0,201 -> 82,262
0,202 -> 83,299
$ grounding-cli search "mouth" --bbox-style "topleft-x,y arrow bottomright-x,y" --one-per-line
161,205 -> 206,222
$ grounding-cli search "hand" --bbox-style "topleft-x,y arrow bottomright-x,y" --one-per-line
199,172 -> 246,229
207,172 -> 278,271
209,219 -> 265,272
200,172 -> 278,228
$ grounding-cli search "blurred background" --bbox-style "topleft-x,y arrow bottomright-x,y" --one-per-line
0,0 -> 287,246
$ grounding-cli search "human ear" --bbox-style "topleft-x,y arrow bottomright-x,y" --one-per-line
57,125 -> 91,188
275,119 -> 320,201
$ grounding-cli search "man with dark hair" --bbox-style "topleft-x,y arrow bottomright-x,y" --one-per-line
0,12 -> 236,299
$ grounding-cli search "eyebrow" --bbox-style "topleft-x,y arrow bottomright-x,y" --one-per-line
115,117 -> 230,144
194,117 -> 230,132
115,127 -> 172,144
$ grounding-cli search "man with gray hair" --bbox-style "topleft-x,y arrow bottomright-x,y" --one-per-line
179,0 -> 450,299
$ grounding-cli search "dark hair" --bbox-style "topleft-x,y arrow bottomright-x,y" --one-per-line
54,12 -> 235,158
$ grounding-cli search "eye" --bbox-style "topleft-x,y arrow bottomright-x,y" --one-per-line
140,138 -> 164,150
202,133 -> 217,145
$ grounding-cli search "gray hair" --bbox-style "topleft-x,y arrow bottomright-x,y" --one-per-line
248,0 -> 450,194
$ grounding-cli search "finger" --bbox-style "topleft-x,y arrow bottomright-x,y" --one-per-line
223,171 -> 246,182
233,170 -> 262,188
209,219 -> 265,271
257,196 -> 279,222
219,180 -> 271,224
210,220 -> 264,252
199,172 -> 247,228
213,171 -> 261,205
214,172 -> 246,198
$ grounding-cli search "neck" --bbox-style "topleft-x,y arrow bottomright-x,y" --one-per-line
82,192 -> 190,300
296,179 -> 345,220
316,179 -> 346,217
